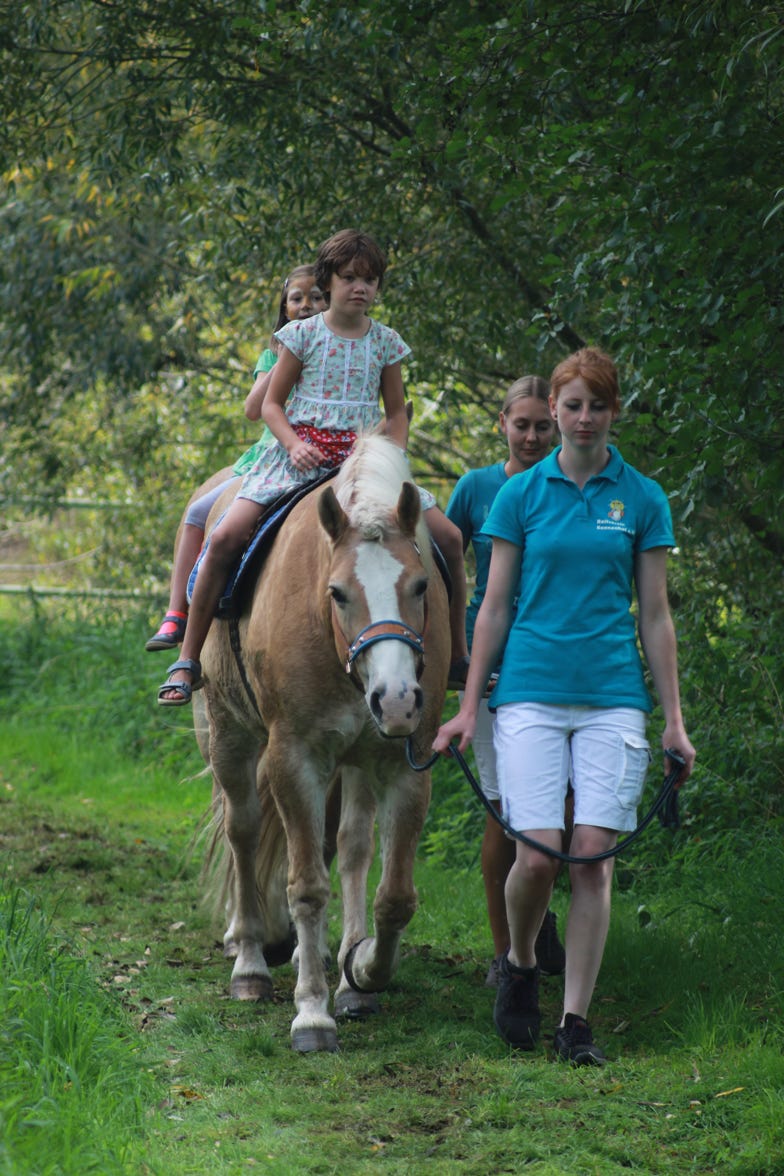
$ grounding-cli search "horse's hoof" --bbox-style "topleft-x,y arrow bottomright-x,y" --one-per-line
334,989 -> 380,1020
291,1026 -> 339,1053
230,974 -> 274,1001
343,938 -> 379,994
223,938 -> 238,959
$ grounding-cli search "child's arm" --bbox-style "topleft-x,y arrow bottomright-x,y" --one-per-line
261,347 -> 326,470
380,361 -> 409,450
261,347 -> 304,450
245,370 -> 273,421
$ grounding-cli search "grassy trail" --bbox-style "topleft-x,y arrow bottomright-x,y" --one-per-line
1,605 -> 782,1174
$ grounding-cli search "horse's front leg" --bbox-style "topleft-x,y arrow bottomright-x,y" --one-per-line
266,738 -> 336,1053
211,732 -> 272,1001
344,767 -> 430,996
333,766 -> 379,1020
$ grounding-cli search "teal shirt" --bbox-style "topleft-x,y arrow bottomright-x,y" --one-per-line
446,461 -> 509,649
483,446 -> 675,712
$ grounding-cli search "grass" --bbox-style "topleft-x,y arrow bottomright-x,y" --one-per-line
1,597 -> 783,1174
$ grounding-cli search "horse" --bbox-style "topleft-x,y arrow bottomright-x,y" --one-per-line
195,434 -> 450,1052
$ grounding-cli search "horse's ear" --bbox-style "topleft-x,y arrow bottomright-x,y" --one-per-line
397,481 -> 421,538
318,486 -> 349,543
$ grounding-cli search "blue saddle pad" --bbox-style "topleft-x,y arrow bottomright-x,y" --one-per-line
187,469 -> 339,620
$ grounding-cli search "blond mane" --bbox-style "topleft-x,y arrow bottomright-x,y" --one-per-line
333,436 -> 429,549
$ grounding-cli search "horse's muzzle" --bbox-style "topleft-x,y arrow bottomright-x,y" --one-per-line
369,682 -> 424,736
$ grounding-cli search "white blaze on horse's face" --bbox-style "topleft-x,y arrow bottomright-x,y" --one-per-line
351,539 -> 426,736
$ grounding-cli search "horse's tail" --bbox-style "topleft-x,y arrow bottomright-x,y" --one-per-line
253,762 -> 294,960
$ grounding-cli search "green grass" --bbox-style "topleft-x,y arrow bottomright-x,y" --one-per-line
1,597 -> 783,1174
0,882 -> 155,1175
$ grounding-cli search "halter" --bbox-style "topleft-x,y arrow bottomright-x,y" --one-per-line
333,604 -> 427,692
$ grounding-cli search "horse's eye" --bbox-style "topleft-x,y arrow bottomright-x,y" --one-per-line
412,578 -> 428,598
329,584 -> 348,606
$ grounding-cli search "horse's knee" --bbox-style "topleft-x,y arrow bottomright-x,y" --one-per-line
287,876 -> 331,923
373,888 -> 417,933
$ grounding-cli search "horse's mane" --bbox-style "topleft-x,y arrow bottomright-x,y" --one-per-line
334,435 -> 428,544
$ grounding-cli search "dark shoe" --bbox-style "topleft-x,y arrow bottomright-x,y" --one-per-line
447,656 -> 499,697
493,953 -> 540,1050
535,909 -> 566,976
485,954 -> 503,988
554,1013 -> 606,1066
157,658 -> 203,707
146,612 -> 187,651
447,655 -> 471,690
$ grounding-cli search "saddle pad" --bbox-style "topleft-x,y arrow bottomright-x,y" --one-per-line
187,469 -> 452,619
187,468 -> 339,619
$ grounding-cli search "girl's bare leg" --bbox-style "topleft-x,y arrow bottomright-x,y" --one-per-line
159,498 -> 263,698
560,826 -> 616,1021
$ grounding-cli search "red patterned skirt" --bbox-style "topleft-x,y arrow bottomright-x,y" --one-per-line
293,425 -> 357,466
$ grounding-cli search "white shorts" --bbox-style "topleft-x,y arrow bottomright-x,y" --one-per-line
460,694 -> 499,801
493,703 -> 650,833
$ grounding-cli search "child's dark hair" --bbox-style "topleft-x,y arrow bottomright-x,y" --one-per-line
271,264 -> 319,346
314,229 -> 387,302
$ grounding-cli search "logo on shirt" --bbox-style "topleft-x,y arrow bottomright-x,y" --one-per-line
596,497 -> 632,535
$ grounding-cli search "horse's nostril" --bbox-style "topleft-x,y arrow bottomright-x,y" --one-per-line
370,690 -> 384,721
413,687 -> 424,711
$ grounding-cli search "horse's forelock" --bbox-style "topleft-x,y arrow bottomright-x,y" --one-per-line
335,436 -> 416,537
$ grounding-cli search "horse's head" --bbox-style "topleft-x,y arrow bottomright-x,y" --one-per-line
318,443 -> 433,738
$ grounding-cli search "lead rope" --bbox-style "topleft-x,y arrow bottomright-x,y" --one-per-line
405,739 -> 685,865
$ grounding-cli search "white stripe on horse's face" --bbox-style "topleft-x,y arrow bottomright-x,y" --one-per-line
350,540 -> 424,735
353,542 -> 406,621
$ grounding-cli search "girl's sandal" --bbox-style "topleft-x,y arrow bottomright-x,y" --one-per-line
157,659 -> 203,707
146,612 -> 188,652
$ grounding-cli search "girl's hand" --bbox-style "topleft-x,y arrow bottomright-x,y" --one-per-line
288,440 -> 326,471
432,709 -> 477,756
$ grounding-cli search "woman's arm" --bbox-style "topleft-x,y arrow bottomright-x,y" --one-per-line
635,547 -> 696,780
433,537 -> 519,753
380,361 -> 409,450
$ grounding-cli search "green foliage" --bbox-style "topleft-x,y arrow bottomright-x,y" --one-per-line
0,882 -> 154,1175
2,5 -> 782,795
0,606 -> 783,1172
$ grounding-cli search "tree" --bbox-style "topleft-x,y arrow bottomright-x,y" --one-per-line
1,0 -> 782,810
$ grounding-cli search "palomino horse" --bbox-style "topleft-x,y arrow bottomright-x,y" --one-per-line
196,435 -> 449,1052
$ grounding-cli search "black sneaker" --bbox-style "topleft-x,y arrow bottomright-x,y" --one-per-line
535,909 -> 566,976
493,953 -> 541,1050
485,954 -> 503,988
554,1013 -> 606,1066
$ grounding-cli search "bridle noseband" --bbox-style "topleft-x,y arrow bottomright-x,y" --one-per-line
333,605 -> 427,692
346,619 -> 425,672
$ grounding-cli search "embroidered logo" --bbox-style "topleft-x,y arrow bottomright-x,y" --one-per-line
596,498 -> 632,535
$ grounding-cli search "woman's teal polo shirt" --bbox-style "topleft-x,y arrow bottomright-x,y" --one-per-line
483,446 -> 675,712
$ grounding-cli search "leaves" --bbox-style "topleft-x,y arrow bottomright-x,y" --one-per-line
1,0 -> 783,808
